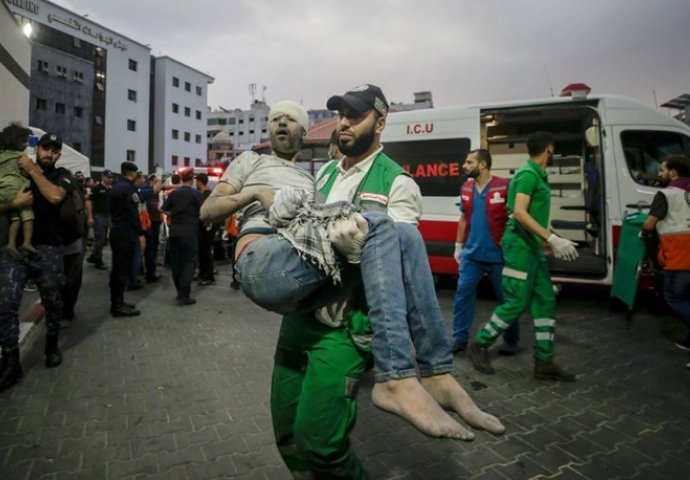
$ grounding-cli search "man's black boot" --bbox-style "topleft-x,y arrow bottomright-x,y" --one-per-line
45,335 -> 63,368
111,303 -> 141,317
534,359 -> 576,382
468,342 -> 495,374
0,348 -> 23,394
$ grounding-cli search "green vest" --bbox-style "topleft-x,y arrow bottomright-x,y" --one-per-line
315,152 -> 408,213
288,152 -> 408,349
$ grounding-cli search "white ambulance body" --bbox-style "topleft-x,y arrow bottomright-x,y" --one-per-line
381,94 -> 690,287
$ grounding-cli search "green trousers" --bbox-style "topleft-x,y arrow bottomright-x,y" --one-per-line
271,313 -> 369,479
476,237 -> 557,361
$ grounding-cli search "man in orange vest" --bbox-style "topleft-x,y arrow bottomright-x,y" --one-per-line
642,154 -> 690,360
451,149 -> 520,354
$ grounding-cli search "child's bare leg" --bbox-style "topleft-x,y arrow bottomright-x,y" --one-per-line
21,220 -> 37,253
421,373 -> 505,435
372,377 -> 475,441
7,219 -> 21,258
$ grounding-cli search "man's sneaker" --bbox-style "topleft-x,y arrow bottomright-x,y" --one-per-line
451,341 -> 467,354
111,305 -> 141,317
177,297 -> 197,306
468,342 -> 495,374
675,336 -> 690,352
498,342 -> 521,356
534,360 -> 576,382
23,281 -> 37,293
198,279 -> 216,286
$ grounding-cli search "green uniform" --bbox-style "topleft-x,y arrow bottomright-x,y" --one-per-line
271,153 -> 405,479
476,159 -> 557,361
0,150 -> 33,222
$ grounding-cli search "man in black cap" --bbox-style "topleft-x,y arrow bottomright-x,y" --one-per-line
86,169 -> 114,269
108,161 -> 143,317
0,133 -> 75,393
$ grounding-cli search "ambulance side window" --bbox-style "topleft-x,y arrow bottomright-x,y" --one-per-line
621,130 -> 690,187
384,138 -> 471,196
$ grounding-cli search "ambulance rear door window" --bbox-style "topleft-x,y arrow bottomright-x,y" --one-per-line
384,138 -> 471,196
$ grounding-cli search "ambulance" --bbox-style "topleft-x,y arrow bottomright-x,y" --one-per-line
381,91 -> 690,288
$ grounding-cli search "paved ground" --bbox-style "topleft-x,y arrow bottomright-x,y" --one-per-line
1,255 -> 689,480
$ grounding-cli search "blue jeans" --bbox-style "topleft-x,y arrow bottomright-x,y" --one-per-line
664,270 -> 690,329
452,257 -> 520,346
237,212 -> 453,382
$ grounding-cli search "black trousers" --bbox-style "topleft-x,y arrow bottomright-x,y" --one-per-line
169,234 -> 198,299
109,228 -> 137,308
198,224 -> 215,281
61,244 -> 84,320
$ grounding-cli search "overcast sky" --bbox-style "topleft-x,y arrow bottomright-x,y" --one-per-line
51,0 -> 690,112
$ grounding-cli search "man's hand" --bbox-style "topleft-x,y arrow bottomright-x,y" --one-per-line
88,216 -> 94,228
139,235 -> 146,251
547,234 -> 579,261
328,213 -> 369,264
454,242 -> 463,263
18,155 -> 39,175
12,188 -> 33,209
252,188 -> 275,210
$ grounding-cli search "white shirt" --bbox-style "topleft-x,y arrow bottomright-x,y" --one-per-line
317,146 -> 423,224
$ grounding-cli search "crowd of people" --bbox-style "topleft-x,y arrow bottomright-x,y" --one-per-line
0,82 -> 689,478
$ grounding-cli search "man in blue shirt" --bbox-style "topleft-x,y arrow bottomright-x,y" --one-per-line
451,149 -> 520,353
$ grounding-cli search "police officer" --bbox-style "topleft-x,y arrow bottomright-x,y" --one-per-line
109,161 -> 143,317
0,133 -> 73,394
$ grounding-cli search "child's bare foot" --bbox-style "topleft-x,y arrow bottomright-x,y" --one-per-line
421,373 -> 505,435
372,377 -> 474,441
7,245 -> 22,259
22,243 -> 38,254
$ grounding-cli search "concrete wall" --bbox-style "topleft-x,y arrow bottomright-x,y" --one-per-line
0,1 -> 30,127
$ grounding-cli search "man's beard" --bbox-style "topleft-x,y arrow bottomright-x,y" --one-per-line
37,156 -> 55,170
465,167 -> 480,179
339,123 -> 376,157
270,131 -> 302,159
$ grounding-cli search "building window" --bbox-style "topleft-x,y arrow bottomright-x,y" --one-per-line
196,86 -> 202,96
35,98 -> 47,110
172,103 -> 179,113
184,107 -> 190,117
74,106 -> 83,118
172,129 -> 179,139
249,116 -> 255,122
95,115 -> 103,125
56,65 -> 67,79
218,118 -> 227,126
249,129 -> 255,134
238,131 -> 244,136
184,132 -> 191,142
126,150 -> 136,161
195,110 -> 201,120
128,89 -> 137,102
184,157 -> 190,166
239,119 -> 244,124
38,60 -> 49,73
73,142 -> 82,152
195,158 -> 202,166
184,81 -> 191,92
128,59 -> 137,71
127,120 -> 136,131
172,155 -> 178,166
172,76 -> 179,87
73,71 -> 83,83
55,102 -> 66,114
195,134 -> 201,144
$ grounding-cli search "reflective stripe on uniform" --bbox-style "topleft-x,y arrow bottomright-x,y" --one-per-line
533,318 -> 556,328
490,313 -> 510,330
503,266 -> 528,280
535,332 -> 554,341
484,323 -> 499,336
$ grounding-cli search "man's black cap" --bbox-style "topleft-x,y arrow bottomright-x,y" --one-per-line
37,133 -> 63,150
327,84 -> 389,116
121,161 -> 138,173
102,169 -> 114,177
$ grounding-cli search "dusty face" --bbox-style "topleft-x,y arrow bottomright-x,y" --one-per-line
337,108 -> 380,157
268,114 -> 303,160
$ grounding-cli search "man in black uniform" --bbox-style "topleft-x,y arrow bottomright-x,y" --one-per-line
0,133 -> 73,393
86,169 -> 113,269
162,169 -> 203,305
196,173 -> 216,286
109,161 -> 143,317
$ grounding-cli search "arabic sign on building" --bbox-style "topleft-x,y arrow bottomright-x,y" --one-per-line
47,13 -> 128,51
